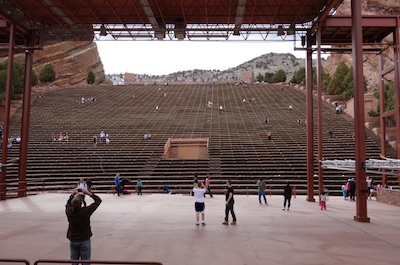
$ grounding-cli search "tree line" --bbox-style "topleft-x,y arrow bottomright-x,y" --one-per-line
257,63 -> 394,118
0,60 -> 97,102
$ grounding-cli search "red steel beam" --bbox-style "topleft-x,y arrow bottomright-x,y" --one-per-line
305,32 -> 315,202
394,18 -> 400,159
322,15 -> 399,28
311,0 -> 343,32
0,23 -> 15,201
105,0 -> 133,39
378,53 -> 387,186
393,18 -> 400,211
18,33 -> 34,198
352,0 -> 369,223
381,109 -> 396,118
270,0 -> 284,25
0,18 -> 6,27
380,65 -> 395,77
316,24 -> 324,198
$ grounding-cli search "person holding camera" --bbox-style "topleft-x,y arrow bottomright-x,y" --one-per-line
193,180 -> 206,227
66,188 -> 102,264
77,178 -> 88,206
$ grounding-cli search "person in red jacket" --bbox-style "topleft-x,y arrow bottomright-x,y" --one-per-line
66,188 -> 102,264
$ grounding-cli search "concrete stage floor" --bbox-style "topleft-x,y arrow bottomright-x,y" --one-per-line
0,193 -> 399,265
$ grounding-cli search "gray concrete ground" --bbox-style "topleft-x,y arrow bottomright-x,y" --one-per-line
0,193 -> 399,265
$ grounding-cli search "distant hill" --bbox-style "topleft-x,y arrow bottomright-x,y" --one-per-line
133,53 -> 321,83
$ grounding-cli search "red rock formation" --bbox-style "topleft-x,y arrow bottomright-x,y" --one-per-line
14,40 -> 105,87
324,0 -> 399,91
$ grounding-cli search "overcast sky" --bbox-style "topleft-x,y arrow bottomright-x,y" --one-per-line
96,40 -> 311,76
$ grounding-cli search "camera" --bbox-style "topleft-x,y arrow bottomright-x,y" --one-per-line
77,188 -> 82,192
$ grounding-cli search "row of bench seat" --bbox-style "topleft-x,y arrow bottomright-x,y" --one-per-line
1,83 -> 397,197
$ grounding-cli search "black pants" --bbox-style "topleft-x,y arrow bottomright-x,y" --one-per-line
284,197 -> 291,208
206,186 -> 213,197
350,190 -> 355,201
225,201 -> 236,221
138,186 -> 142,195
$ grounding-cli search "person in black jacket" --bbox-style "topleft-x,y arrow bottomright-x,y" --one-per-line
66,188 -> 102,264
282,183 -> 292,211
349,178 -> 356,201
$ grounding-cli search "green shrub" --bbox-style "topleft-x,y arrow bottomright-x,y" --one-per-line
0,70 -> 6,94
272,69 -> 286,83
0,61 -> 24,95
368,110 -> 379,117
12,63 -> 24,94
264,72 -> 274,83
32,70 -> 38,86
256,73 -> 264,83
39,64 -> 56,83
327,63 -> 349,95
87,70 -> 95,84
291,67 -> 305,84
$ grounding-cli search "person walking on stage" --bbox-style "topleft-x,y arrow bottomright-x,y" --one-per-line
257,177 -> 267,205
137,179 -> 143,196
205,175 -> 213,197
114,173 -> 121,196
222,180 -> 236,225
282,183 -> 292,211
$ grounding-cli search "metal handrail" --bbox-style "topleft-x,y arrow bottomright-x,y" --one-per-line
34,259 -> 163,265
0,258 -> 30,264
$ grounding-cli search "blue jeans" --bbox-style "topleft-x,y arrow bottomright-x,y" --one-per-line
342,189 -> 347,200
258,192 -> 267,204
70,239 -> 91,265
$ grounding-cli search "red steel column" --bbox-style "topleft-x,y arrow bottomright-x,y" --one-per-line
394,17 -> 400,188
351,0 -> 369,222
316,24 -> 324,197
0,23 -> 15,201
306,32 -> 315,202
18,33 -> 34,197
378,53 -> 387,185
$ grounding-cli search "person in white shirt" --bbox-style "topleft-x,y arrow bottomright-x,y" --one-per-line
77,178 -> 88,207
193,181 -> 207,227
99,131 -> 105,141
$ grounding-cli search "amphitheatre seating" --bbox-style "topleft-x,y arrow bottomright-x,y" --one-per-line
1,83 -> 397,197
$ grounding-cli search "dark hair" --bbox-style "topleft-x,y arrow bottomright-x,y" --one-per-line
227,180 -> 232,185
259,177 -> 263,181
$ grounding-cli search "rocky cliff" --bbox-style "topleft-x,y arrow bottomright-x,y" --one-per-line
15,40 -> 105,88
324,0 -> 400,91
